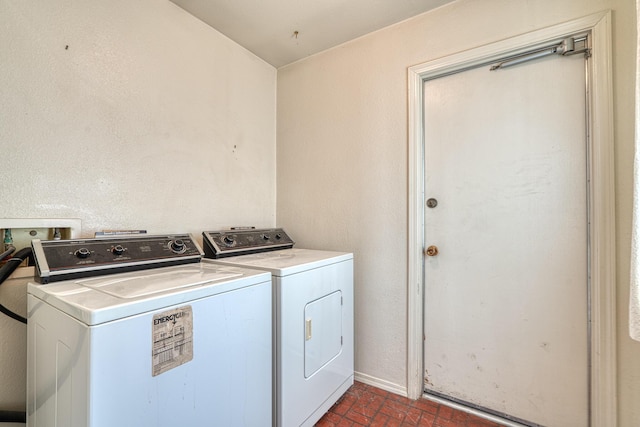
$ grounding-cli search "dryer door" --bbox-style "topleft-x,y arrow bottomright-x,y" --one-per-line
304,290 -> 342,378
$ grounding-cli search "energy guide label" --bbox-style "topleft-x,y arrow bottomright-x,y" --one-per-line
152,305 -> 193,376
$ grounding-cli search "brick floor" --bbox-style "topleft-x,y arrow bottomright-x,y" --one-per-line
315,381 -> 505,427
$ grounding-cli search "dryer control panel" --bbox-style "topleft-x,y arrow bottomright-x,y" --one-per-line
202,228 -> 294,258
32,234 -> 203,284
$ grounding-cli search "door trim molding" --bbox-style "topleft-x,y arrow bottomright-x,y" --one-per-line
407,11 -> 616,426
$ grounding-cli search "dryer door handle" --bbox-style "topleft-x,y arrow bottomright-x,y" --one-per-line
305,318 -> 312,341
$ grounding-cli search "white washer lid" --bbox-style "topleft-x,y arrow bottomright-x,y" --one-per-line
27,263 -> 271,326
206,248 -> 353,276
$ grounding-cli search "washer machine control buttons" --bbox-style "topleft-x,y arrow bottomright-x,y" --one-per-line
75,248 -> 91,259
169,239 -> 186,254
32,234 -> 203,284
111,245 -> 125,256
202,228 -> 294,259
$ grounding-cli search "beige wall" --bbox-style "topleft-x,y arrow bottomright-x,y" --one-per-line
276,0 -> 638,424
0,0 -> 277,234
1,0 -> 637,424
0,0 -> 276,414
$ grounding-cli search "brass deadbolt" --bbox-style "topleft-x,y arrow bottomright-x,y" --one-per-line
425,245 -> 439,257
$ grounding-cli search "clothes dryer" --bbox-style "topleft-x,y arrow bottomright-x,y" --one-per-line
202,228 -> 354,427
27,234 -> 272,427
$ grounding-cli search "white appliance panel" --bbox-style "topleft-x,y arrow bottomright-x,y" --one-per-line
27,264 -> 272,427
304,290 -> 343,378
27,264 -> 256,325
204,244 -> 354,427
212,248 -> 353,276
276,260 -> 353,426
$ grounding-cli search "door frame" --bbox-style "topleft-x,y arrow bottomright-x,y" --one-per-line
407,11 -> 616,426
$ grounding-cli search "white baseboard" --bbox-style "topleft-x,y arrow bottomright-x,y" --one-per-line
354,371 -> 407,397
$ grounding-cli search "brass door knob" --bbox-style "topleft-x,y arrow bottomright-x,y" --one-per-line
425,245 -> 439,257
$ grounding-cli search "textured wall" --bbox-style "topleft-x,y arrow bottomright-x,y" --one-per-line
0,0 -> 276,413
0,0 -> 277,235
276,0 -> 638,424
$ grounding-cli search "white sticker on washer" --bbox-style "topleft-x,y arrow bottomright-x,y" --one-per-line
152,305 -> 193,376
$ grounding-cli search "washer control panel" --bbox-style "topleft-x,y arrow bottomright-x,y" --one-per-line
32,234 -> 203,284
202,228 -> 294,258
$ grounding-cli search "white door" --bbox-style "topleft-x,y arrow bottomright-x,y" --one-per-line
423,52 -> 588,426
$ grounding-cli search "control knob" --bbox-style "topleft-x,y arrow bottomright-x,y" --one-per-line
112,245 -> 125,256
223,236 -> 235,246
75,248 -> 91,259
170,239 -> 186,253
261,234 -> 270,241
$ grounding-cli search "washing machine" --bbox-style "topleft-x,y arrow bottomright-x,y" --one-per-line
27,234 -> 272,427
202,228 -> 354,427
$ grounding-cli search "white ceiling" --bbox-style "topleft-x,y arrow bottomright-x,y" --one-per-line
170,0 -> 456,68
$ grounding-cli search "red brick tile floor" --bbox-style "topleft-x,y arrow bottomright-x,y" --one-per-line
315,381 -> 505,427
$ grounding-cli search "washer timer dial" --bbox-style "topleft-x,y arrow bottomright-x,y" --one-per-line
169,239 -> 187,254
75,248 -> 91,259
111,245 -> 125,256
